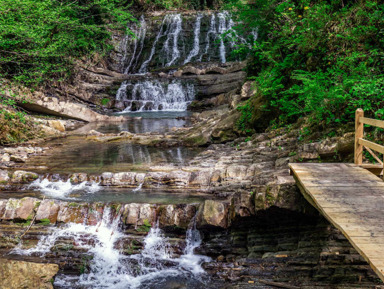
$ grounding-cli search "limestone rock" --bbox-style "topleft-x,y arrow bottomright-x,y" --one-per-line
2,197 -> 39,221
121,203 -> 155,226
197,200 -> 232,229
35,199 -> 61,224
1,153 -> 10,162
158,204 -> 197,228
0,258 -> 59,289
11,171 -> 39,183
57,202 -> 88,223
0,170 -> 10,183
241,81 -> 256,100
47,120 -> 65,132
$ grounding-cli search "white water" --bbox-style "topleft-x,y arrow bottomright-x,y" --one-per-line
29,178 -> 102,199
184,14 -> 202,64
163,14 -> 182,67
122,16 -> 147,74
200,13 -> 216,62
120,80 -> 195,112
138,16 -> 167,73
218,12 -> 229,63
12,208 -> 210,288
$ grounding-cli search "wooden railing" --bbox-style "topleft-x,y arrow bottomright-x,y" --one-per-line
355,108 -> 384,176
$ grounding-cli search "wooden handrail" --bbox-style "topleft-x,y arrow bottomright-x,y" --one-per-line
354,109 -> 384,178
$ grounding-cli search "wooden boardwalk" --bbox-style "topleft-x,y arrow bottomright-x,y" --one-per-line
289,163 -> 384,282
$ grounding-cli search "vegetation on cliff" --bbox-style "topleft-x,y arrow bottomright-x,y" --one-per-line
230,0 -> 384,133
0,0 -> 133,87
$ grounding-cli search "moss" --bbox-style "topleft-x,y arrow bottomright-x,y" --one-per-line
38,218 -> 51,225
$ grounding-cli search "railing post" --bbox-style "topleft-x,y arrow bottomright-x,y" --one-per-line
355,108 -> 364,165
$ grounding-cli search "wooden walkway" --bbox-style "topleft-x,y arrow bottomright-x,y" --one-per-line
289,163 -> 384,282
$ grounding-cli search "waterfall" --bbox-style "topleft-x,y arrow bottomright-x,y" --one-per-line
200,14 -> 216,62
119,80 -> 195,112
29,178 -> 101,199
217,12 -> 229,63
138,16 -> 167,73
116,12 -> 250,112
184,14 -> 202,64
163,14 -> 183,67
121,16 -> 147,74
11,207 -> 210,288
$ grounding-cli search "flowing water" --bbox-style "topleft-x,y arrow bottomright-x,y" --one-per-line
116,80 -> 195,112
10,207 -> 211,289
116,12 -> 251,113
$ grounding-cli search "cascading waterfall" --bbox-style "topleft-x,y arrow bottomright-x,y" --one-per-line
162,14 -> 183,67
29,178 -> 102,199
116,12 -> 252,112
121,16 -> 147,74
184,14 -> 202,64
199,13 -> 216,62
11,207 -> 210,289
120,80 -> 195,112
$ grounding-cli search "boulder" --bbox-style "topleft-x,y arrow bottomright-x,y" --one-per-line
57,202 -> 88,223
241,81 -> 256,100
0,258 -> 59,289
11,171 -> 39,184
158,204 -> 197,228
2,198 -> 39,221
35,199 -> 61,224
197,200 -> 232,229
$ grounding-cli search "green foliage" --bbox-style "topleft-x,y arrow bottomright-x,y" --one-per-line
226,0 -> 384,131
0,0 -> 133,86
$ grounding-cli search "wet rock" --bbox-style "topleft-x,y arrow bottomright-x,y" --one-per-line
1,153 -> 10,162
35,199 -> 61,224
2,197 -> 39,221
57,202 -> 88,223
158,204 -> 197,229
122,203 -> 141,226
197,200 -> 232,229
122,203 -> 155,226
10,154 -> 28,163
11,170 -> 39,183
0,170 -> 10,183
70,173 -> 88,183
0,258 -> 59,289
87,203 -> 104,226
144,171 -> 190,187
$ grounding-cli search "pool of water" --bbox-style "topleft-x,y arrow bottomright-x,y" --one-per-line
72,111 -> 192,135
0,187 -> 209,204
24,136 -> 201,174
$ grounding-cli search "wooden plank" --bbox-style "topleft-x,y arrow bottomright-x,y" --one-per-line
360,117 -> 384,130
289,163 -> 384,283
359,138 -> 384,155
355,109 -> 364,165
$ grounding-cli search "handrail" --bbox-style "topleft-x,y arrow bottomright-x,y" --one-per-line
354,109 -> 384,175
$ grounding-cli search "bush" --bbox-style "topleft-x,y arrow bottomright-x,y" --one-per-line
226,0 -> 384,132
0,0 -> 133,87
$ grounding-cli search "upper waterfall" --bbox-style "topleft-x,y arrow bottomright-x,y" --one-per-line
120,12 -> 245,74
116,12 -> 253,113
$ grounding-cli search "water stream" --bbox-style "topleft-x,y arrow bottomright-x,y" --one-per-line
11,207 -> 211,289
